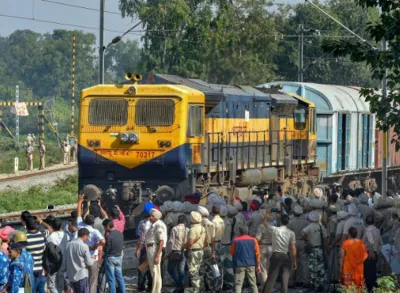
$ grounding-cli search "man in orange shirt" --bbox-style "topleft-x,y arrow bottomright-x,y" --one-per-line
230,225 -> 261,293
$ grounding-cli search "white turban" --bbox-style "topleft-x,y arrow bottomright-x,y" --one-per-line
197,206 -> 209,217
347,204 -> 358,216
190,211 -> 202,224
294,205 -> 303,215
337,211 -> 348,220
150,208 -> 162,220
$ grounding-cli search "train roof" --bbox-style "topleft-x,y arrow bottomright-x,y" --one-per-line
261,82 -> 371,114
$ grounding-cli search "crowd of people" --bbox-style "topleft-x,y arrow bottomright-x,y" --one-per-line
0,193 -> 126,293
138,186 -> 399,293
0,184 -> 397,293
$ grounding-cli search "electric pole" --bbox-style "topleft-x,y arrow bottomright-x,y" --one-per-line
298,24 -> 304,82
99,0 -> 105,84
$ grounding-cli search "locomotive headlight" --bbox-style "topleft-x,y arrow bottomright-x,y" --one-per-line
129,133 -> 139,143
120,133 -> 129,143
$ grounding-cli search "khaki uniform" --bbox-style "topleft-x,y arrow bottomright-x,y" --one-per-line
187,223 -> 206,293
221,217 -> 234,290
357,203 -> 374,222
302,223 -> 328,291
200,218 -> 220,292
63,144 -> 70,165
39,143 -> 46,170
343,216 -> 365,239
255,224 -> 273,287
145,220 -> 165,293
26,145 -> 33,170
212,215 -> 225,290
247,210 -> 263,237
287,216 -> 309,286
233,213 -> 246,239
326,215 -> 340,283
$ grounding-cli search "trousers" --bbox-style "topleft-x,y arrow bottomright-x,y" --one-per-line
88,261 -> 99,293
39,154 -> 45,170
221,244 -> 234,290
200,246 -> 222,292
262,253 -> 292,293
364,254 -> 378,292
258,244 -> 272,287
235,266 -> 258,293
308,247 -> 325,291
47,271 -> 65,293
71,278 -> 89,293
187,249 -> 204,293
289,240 -> 309,286
167,251 -> 185,287
146,246 -> 162,293
138,247 -> 152,290
105,256 -> 126,293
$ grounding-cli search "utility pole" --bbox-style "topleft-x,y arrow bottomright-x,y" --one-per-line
298,24 -> 304,82
99,0 -> 105,84
382,38 -> 388,197
15,85 -> 19,142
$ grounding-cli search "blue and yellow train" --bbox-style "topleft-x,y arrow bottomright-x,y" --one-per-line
78,74 -> 319,219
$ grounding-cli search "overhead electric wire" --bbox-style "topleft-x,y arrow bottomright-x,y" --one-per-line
41,0 -> 122,16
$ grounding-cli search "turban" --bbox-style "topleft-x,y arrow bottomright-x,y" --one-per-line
163,201 -> 174,212
228,205 -> 238,216
252,196 -> 262,205
220,206 -> 228,217
197,206 -> 209,217
314,187 -> 323,198
233,200 -> 243,211
250,200 -> 261,211
183,202 -> 193,214
0,226 -> 14,242
293,205 -> 303,215
150,208 -> 162,220
173,201 -> 182,213
144,202 -> 155,214
190,211 -> 202,224
337,211 -> 348,220
309,211 -> 320,222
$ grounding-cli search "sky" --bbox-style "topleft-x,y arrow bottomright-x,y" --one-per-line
0,0 -> 142,46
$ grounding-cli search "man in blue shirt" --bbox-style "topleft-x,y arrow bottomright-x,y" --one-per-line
11,231 -> 34,288
0,248 -> 9,291
7,240 -> 34,293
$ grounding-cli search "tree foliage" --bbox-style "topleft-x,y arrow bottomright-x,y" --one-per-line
322,0 -> 400,144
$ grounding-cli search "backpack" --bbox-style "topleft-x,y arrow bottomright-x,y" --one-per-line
42,242 -> 63,275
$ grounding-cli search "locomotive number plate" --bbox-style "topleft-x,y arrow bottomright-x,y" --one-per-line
135,151 -> 157,159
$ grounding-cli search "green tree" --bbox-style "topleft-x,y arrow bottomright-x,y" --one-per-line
322,0 -> 400,142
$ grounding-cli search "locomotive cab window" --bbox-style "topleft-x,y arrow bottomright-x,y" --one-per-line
89,99 -> 128,125
294,107 -> 307,130
187,105 -> 203,137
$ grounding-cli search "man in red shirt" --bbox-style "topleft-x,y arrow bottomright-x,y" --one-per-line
230,225 -> 261,293
110,205 -> 126,233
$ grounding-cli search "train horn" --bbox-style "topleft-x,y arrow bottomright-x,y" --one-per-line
125,73 -> 142,84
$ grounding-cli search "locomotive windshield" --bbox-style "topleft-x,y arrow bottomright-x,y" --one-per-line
294,107 -> 307,130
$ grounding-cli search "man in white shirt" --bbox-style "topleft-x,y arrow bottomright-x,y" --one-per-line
77,194 -> 106,293
47,218 -> 69,293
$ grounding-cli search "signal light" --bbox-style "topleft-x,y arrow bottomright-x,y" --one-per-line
88,140 -> 94,147
94,141 -> 100,147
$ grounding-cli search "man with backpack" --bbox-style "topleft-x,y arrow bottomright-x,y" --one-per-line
44,218 -> 68,293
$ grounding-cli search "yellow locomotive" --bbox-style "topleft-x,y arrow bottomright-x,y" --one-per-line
78,74 -> 318,215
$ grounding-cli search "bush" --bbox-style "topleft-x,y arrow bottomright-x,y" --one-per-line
0,174 -> 78,213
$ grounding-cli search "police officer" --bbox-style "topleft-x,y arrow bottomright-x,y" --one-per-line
26,142 -> 34,171
145,209 -> 165,293
212,205 -> 225,292
185,211 -> 205,293
287,205 -> 309,287
255,210 -> 273,288
39,140 -> 46,170
302,211 -> 328,292
221,206 -> 235,291
247,199 -> 263,237
63,142 -> 70,165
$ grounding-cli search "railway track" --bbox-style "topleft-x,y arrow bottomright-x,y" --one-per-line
0,165 -> 77,183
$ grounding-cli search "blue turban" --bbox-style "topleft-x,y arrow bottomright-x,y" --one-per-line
144,202 -> 155,214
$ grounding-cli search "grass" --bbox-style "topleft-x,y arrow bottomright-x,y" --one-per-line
0,136 -> 63,173
0,174 -> 78,213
